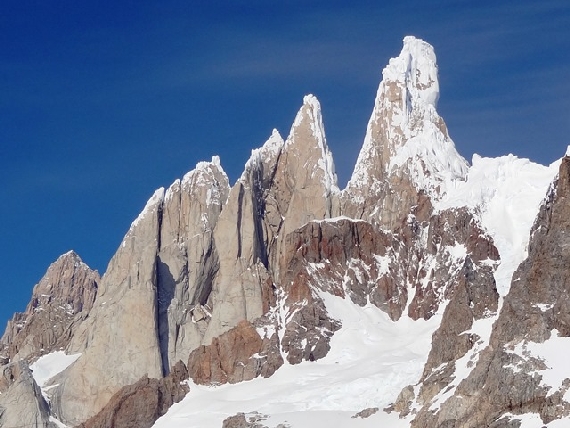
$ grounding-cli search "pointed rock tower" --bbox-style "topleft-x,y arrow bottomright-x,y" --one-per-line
343,36 -> 468,228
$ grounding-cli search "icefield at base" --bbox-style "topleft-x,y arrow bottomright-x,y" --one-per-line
153,293 -> 442,428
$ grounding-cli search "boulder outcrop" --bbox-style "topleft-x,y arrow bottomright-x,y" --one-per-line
78,361 -> 189,428
188,320 -> 282,385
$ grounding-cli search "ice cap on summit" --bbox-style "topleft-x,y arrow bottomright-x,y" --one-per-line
382,35 -> 440,108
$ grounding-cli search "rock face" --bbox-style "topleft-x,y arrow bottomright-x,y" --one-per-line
0,250 -> 99,363
187,320 -> 282,385
50,159 -> 230,424
0,360 -> 51,427
155,157 -> 230,372
51,189 -> 167,425
77,361 -> 189,428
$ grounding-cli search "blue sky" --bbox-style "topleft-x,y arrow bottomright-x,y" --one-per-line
1,0 -> 569,328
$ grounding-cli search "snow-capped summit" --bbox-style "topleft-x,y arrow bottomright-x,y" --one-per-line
385,35 -> 440,108
344,36 -> 468,228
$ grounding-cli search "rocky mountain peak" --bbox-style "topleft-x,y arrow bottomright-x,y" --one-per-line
30,250 -> 97,311
2,37 -> 568,428
182,155 -> 227,189
0,250 -> 99,363
286,94 -> 339,196
242,128 -> 284,179
343,36 -> 468,228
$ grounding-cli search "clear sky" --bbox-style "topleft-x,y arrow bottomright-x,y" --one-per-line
1,0 -> 569,329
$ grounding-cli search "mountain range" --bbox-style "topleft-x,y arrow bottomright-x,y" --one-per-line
1,36 -> 569,428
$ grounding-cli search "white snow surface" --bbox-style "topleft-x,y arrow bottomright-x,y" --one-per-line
153,293 -> 441,428
500,412 -> 570,428
30,351 -> 81,387
349,36 -> 469,201
438,153 -> 560,296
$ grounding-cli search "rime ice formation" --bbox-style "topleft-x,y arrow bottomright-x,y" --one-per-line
343,36 -> 468,229
1,37 -> 568,428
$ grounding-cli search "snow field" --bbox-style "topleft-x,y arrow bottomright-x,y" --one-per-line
153,293 -> 441,427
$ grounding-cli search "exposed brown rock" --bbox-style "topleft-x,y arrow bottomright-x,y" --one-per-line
221,412 -> 269,428
78,361 -> 189,428
283,218 -> 407,318
352,407 -> 379,418
188,320 -> 283,385
408,256 -> 498,410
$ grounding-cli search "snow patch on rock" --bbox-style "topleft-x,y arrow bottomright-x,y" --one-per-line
242,128 -> 284,179
30,351 -> 81,388
348,35 -> 468,202
129,187 -> 165,231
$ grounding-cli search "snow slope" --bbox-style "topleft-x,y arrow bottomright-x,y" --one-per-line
30,351 -> 81,428
437,153 -> 560,296
153,293 -> 441,428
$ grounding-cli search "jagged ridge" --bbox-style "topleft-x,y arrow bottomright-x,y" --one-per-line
0,36 -> 567,428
